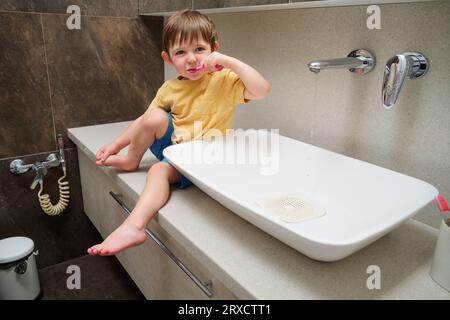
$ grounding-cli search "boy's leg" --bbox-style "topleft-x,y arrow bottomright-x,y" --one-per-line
101,108 -> 169,171
87,162 -> 181,256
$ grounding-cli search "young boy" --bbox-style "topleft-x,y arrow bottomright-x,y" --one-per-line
87,9 -> 270,256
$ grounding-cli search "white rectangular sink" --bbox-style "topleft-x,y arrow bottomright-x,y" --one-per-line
163,129 -> 438,262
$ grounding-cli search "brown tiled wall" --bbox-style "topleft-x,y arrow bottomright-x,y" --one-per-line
139,0 -> 192,13
0,1 -> 164,268
0,0 -> 139,17
194,0 -> 287,10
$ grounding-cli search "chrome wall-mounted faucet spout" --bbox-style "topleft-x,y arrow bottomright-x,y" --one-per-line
307,49 -> 375,75
9,134 -> 67,190
9,134 -> 71,215
382,52 -> 429,109
10,154 -> 61,189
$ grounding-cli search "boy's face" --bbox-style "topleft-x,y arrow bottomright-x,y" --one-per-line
162,38 -> 218,80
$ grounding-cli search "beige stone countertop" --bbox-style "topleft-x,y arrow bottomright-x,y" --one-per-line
68,121 -> 450,299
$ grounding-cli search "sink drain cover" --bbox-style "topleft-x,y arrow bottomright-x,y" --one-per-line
259,197 -> 326,223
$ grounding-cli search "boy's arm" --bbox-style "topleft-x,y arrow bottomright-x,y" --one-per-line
202,52 -> 271,100
226,57 -> 271,101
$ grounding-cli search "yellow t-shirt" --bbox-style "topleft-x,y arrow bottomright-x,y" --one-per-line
147,68 -> 246,144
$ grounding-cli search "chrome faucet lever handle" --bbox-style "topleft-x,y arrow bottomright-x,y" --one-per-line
382,52 -> 428,109
30,169 -> 43,190
30,164 -> 47,190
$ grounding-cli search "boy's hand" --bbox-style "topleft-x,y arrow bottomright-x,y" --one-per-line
96,142 -> 120,164
201,52 -> 230,72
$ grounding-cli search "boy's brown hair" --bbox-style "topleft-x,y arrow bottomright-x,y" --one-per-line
162,9 -> 218,55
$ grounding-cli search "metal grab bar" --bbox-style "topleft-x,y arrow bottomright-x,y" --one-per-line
109,191 -> 214,298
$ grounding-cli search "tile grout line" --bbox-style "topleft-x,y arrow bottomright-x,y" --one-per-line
40,13 -> 58,151
0,9 -> 142,19
0,148 -> 78,162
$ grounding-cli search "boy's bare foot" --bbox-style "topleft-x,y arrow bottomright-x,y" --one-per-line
87,222 -> 146,256
96,154 -> 139,171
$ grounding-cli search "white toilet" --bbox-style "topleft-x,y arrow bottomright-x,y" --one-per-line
0,237 -> 41,300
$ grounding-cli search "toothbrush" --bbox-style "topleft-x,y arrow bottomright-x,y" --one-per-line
193,64 -> 224,72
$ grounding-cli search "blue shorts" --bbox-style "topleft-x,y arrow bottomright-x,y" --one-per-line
149,112 -> 193,189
